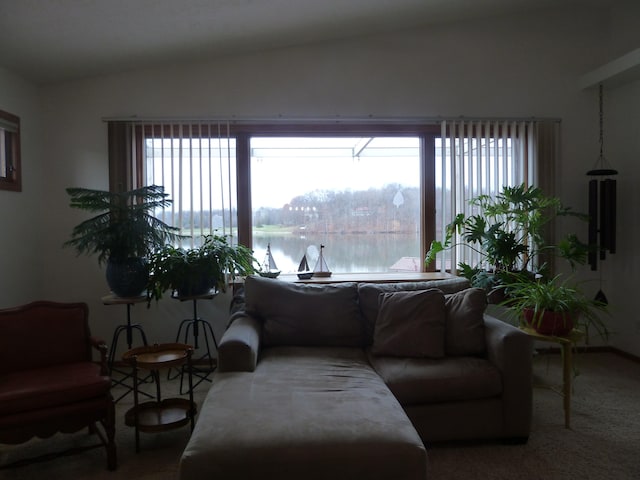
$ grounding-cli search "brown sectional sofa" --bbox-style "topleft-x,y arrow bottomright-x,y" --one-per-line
179,275 -> 533,480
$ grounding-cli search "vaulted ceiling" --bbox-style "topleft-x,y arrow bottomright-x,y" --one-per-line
0,0 -> 616,84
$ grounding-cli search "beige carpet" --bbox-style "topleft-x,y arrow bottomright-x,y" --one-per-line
2,352 -> 639,480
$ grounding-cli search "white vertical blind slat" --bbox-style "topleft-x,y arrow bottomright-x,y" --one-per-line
449,122 -> 457,275
195,124 -> 202,240
439,122 -> 447,272
217,124 -> 226,236
226,121 -> 233,244
138,121 -> 236,248
207,123 -> 214,239
439,119 -> 538,273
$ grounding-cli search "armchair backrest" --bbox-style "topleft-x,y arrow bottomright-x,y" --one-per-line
0,301 -> 91,374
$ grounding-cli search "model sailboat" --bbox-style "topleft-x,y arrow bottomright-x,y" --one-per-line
259,243 -> 281,278
312,244 -> 332,277
297,254 -> 313,280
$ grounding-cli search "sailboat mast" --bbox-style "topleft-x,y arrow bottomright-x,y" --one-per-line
313,244 -> 331,277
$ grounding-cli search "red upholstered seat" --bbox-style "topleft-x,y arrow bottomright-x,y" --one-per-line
0,362 -> 112,415
0,301 -> 117,470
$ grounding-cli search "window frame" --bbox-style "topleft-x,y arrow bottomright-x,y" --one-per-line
127,122 -> 457,273
116,118 -> 550,275
128,122 -> 441,271
229,123 -> 439,272
0,109 -> 21,192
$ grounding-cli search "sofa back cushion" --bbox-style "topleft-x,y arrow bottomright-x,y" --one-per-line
444,287 -> 487,356
244,275 -> 364,347
358,278 -> 471,345
371,289 -> 446,358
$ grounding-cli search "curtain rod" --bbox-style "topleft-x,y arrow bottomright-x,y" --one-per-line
102,115 -> 562,124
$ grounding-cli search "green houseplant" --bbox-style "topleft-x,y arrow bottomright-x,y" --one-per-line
425,184 -> 589,296
65,185 -> 181,297
147,233 -> 259,303
501,273 -> 609,339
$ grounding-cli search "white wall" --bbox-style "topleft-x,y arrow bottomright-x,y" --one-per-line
605,75 -> 640,354
4,5 -> 636,355
587,0 -> 640,355
0,68 -> 43,306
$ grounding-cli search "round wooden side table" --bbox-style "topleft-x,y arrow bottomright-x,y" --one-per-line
122,343 -> 197,452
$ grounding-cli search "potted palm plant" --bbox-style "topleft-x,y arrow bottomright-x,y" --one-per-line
146,233 -> 258,303
501,273 -> 609,339
65,185 -> 181,297
425,184 -> 589,298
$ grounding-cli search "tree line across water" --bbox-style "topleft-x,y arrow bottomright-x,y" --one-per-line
254,184 -> 420,234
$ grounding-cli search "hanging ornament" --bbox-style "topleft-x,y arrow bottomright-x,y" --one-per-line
586,84 -> 618,303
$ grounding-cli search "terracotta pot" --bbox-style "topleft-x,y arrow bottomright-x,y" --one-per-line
524,308 -> 575,336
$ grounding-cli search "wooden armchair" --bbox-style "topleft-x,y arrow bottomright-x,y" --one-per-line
0,301 -> 116,470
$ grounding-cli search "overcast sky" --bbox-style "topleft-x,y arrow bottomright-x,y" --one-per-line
250,137 -> 420,208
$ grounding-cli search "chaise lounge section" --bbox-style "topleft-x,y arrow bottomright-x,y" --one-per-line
179,275 -> 532,479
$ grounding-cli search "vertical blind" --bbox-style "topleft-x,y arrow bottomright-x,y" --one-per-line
109,121 -> 237,249
436,119 -> 557,274
108,117 -> 559,268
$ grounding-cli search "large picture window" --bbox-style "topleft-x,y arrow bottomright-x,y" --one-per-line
250,136 -> 421,274
111,118 -> 555,276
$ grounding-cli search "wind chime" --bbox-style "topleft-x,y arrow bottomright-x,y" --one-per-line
587,84 -> 618,303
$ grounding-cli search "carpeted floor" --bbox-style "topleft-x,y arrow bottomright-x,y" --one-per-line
2,352 -> 639,480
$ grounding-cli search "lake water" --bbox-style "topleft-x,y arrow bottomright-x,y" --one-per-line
253,233 -> 421,274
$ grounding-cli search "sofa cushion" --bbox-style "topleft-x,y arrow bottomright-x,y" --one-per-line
358,278 -> 471,345
371,289 -> 445,358
368,353 -> 502,405
444,288 -> 487,356
244,275 -> 364,347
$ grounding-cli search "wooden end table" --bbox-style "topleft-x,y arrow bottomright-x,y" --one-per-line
122,343 -> 197,452
520,326 -> 584,428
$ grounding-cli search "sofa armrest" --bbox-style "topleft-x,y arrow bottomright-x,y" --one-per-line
218,314 -> 262,372
483,314 -> 533,438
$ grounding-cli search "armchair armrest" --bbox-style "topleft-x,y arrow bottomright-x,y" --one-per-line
483,314 -> 533,438
90,336 -> 109,376
218,313 -> 262,373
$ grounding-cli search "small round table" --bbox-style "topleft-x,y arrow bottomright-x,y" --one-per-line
520,326 -> 584,428
123,343 -> 197,453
